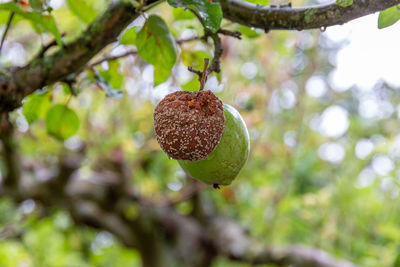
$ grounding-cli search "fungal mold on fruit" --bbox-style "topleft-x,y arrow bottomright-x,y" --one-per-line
154,90 -> 225,161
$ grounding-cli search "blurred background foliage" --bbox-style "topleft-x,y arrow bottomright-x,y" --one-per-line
0,0 -> 400,266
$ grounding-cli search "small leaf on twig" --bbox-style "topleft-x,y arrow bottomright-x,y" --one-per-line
168,0 -> 222,33
378,4 -> 400,29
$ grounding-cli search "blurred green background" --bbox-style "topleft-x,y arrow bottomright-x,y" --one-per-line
1,0 -> 400,266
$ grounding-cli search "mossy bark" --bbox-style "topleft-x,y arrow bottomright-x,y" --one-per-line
0,1 -> 156,113
217,0 -> 400,30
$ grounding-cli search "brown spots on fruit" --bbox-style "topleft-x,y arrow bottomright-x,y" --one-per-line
187,100 -> 196,109
154,90 -> 225,161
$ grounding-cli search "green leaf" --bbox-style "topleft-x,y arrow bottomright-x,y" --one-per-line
172,7 -> 196,20
120,26 -> 140,45
182,50 -> 210,69
153,65 -> 172,86
0,2 -> 62,46
66,0 -> 98,24
30,0 -> 48,12
378,4 -> 400,29
136,15 -> 177,86
100,61 -> 124,90
23,92 -> 51,124
168,0 -> 222,33
46,104 -> 80,140
62,83 -> 73,94
0,10 -> 23,25
336,0 -> 353,7
182,77 -> 200,91
39,15 -> 62,45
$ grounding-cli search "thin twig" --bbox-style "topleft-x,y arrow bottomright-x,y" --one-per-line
188,67 -> 202,76
218,29 -> 242,39
187,58 -> 210,91
89,50 -> 138,67
182,4 -> 240,75
0,0 -> 18,54
0,12 -> 15,54
188,7 -> 205,27
182,28 -> 241,76
37,33 -> 67,57
199,58 -> 209,91
185,33 -> 223,78
207,33 -> 223,74
177,28 -> 241,46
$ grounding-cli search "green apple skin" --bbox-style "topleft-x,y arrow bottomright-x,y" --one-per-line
178,104 -> 250,185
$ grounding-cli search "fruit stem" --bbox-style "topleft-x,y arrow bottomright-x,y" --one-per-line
199,58 -> 209,91
187,58 -> 210,92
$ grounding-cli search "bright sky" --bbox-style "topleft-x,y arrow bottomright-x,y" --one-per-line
325,13 -> 400,91
310,13 -> 400,166
315,12 -> 400,141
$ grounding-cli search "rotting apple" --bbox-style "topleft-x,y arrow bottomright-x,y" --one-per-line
154,90 -> 226,161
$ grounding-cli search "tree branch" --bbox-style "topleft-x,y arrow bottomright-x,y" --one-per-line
0,0 -> 159,113
209,216 -> 361,267
216,0 -> 400,31
88,50 -> 138,68
0,148 -> 362,267
0,114 -> 20,190
230,245 -> 361,267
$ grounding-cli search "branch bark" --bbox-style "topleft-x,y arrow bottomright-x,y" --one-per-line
0,114 -> 20,190
216,0 -> 400,31
0,0 -> 158,113
209,216 -> 361,267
